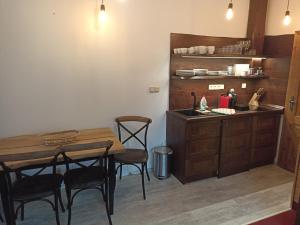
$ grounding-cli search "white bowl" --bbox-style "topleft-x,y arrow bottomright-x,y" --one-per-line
181,48 -> 188,55
207,46 -> 215,55
197,46 -> 207,55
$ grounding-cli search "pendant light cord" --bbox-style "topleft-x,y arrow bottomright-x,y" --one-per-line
287,0 -> 290,11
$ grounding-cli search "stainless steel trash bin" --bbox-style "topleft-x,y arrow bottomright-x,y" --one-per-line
153,146 -> 173,180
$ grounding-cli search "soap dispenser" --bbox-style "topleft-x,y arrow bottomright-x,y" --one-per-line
200,96 -> 208,111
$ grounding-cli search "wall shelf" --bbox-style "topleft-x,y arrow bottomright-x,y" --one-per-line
172,54 -> 267,60
171,75 -> 269,80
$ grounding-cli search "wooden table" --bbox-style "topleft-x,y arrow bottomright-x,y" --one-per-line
0,128 -> 124,225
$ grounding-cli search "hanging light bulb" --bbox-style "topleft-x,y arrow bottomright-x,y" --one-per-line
226,0 -> 234,20
283,0 -> 291,26
99,0 -> 107,22
283,10 -> 291,26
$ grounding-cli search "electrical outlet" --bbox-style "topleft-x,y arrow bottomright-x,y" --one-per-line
242,83 -> 247,89
209,84 -> 224,90
149,86 -> 160,93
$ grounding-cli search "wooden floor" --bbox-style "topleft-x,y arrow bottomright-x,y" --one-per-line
13,165 -> 293,225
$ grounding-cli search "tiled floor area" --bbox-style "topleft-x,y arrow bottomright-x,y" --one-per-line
13,165 -> 294,225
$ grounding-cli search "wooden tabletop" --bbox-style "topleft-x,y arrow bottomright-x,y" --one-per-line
0,128 -> 124,169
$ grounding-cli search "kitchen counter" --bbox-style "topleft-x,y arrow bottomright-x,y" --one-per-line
167,104 -> 284,122
166,104 -> 284,184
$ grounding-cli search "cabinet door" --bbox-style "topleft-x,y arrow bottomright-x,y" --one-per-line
186,120 -> 220,141
184,120 -> 221,181
219,117 -> 252,177
185,155 -> 218,180
251,114 -> 280,167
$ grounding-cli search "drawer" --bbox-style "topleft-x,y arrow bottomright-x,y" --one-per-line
185,155 -> 218,178
254,115 -> 279,131
186,137 -> 220,157
222,117 -> 252,137
251,146 -> 276,167
253,131 -> 277,148
187,121 -> 220,141
221,133 -> 251,153
219,150 -> 250,177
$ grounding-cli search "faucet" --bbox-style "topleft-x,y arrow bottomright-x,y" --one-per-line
191,92 -> 197,111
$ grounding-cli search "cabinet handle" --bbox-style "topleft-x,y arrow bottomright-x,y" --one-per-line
289,96 -> 296,112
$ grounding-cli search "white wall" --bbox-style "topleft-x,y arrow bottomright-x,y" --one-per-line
266,0 -> 300,35
0,0 -> 250,174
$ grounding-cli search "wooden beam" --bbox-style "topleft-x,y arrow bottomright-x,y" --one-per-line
247,0 -> 269,55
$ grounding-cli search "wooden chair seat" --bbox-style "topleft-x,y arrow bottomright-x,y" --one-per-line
13,174 -> 63,202
114,149 -> 148,164
64,166 -> 105,190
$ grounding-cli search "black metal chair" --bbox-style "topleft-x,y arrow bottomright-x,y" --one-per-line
14,169 -> 65,221
114,116 -> 152,200
60,141 -> 113,225
0,150 -> 64,225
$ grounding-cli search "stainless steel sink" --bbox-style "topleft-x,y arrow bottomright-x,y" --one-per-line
176,109 -> 203,117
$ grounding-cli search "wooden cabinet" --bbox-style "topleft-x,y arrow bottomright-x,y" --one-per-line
251,114 -> 280,167
219,117 -> 253,177
166,115 -> 221,183
166,110 -> 282,184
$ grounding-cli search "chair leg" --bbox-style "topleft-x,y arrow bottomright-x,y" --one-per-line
119,163 -> 123,180
66,188 -> 72,225
54,193 -> 61,225
100,185 -> 105,202
58,189 -> 65,212
145,163 -> 150,182
141,164 -> 146,200
21,202 -> 24,221
0,211 -> 3,222
102,184 -> 113,225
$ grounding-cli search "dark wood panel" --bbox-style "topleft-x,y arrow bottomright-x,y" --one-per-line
251,114 -> 280,168
170,79 -> 256,110
187,120 -> 220,141
251,146 -> 276,167
258,58 -> 291,106
221,133 -> 252,153
185,155 -> 218,179
166,113 -> 187,182
253,131 -> 277,148
222,117 -> 253,136
186,138 -> 219,157
219,150 -> 250,177
219,117 -> 252,177
254,114 -> 280,131
247,0 -> 268,55
263,35 -> 294,58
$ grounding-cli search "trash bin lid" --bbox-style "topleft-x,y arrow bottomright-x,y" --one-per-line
153,146 -> 173,155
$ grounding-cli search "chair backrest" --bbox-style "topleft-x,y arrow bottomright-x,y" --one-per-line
59,141 -> 113,171
0,149 -> 62,193
115,116 -> 152,151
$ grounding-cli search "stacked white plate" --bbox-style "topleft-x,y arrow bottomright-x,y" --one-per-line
175,70 -> 195,77
193,69 -> 208,76
207,71 -> 219,76
212,108 -> 236,115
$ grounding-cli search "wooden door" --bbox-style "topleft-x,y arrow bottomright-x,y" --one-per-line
278,31 -> 300,172
293,116 -> 300,212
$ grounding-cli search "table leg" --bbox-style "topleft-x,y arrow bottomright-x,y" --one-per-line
0,172 -> 15,225
108,155 -> 116,215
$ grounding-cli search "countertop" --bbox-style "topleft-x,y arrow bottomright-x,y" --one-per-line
167,104 -> 284,122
